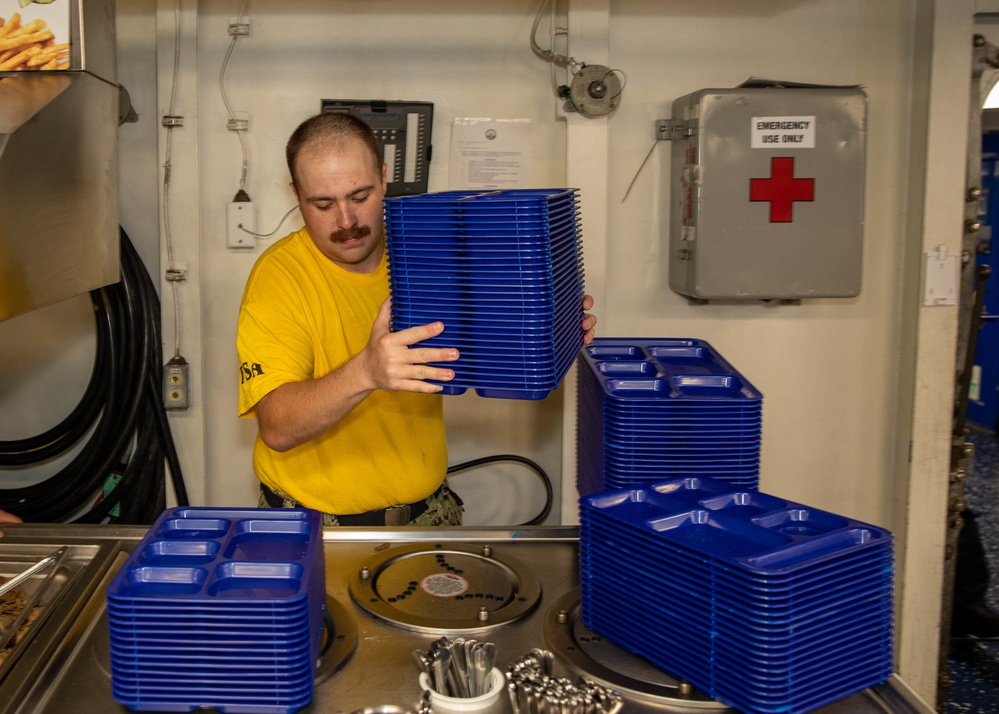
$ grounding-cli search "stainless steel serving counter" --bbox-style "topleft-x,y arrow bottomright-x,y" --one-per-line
0,524 -> 935,714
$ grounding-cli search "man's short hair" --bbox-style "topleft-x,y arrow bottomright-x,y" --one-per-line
286,113 -> 382,191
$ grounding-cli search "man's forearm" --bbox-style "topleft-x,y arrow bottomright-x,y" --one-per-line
251,300 -> 460,453
255,355 -> 374,452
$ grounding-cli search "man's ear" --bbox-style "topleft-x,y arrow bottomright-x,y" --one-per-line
381,163 -> 388,191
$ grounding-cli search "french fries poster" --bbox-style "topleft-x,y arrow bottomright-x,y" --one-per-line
0,0 -> 70,72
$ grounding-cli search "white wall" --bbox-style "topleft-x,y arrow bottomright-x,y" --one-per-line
0,0 -> 978,706
187,0 -> 571,523
588,0 -> 926,526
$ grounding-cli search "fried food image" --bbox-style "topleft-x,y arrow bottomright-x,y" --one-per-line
0,12 -> 69,71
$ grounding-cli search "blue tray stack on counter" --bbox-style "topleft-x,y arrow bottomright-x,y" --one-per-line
385,188 -> 586,400
106,507 -> 326,714
576,338 -> 763,497
579,476 -> 895,714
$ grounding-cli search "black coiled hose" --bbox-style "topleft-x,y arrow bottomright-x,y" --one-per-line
0,228 -> 187,524
447,454 -> 553,526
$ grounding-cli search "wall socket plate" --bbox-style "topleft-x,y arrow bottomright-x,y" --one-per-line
164,356 -> 190,410
923,246 -> 959,306
227,201 -> 255,249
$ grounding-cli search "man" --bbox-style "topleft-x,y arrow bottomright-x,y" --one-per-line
237,112 -> 596,527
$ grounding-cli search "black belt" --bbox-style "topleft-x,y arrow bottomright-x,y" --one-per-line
260,482 -> 440,526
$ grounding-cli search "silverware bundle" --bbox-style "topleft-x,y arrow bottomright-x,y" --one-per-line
505,649 -> 623,714
413,636 -> 498,698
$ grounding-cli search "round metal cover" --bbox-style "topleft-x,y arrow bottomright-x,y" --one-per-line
543,589 -> 730,711
316,595 -> 360,684
348,543 -> 542,633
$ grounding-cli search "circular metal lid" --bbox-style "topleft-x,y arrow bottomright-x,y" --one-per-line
316,595 -> 359,684
348,543 -> 542,633
543,589 -> 731,711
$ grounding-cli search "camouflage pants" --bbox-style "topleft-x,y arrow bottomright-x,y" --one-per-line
257,480 -> 464,527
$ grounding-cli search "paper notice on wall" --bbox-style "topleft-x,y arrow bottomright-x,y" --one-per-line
0,0 -> 71,72
448,118 -> 531,190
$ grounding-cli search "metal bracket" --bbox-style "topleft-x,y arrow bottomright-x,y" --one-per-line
165,263 -> 188,282
118,84 -> 138,125
656,118 -> 693,141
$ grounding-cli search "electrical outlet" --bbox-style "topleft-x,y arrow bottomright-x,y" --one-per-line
227,201 -> 255,249
163,356 -> 190,410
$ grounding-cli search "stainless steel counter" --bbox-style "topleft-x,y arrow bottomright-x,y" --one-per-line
0,524 -> 934,714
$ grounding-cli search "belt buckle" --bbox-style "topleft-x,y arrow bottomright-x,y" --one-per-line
384,505 -> 411,526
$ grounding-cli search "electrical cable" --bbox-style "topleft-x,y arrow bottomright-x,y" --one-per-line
530,0 -> 580,74
163,0 -> 183,360
220,0 -> 250,192
602,67 -> 627,99
0,228 -> 188,525
621,140 -> 660,204
240,204 -> 300,240
446,454 -> 553,526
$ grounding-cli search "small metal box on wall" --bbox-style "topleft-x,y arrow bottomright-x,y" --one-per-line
665,84 -> 867,300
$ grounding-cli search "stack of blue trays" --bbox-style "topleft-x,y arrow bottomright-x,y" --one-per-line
579,476 -> 895,714
106,507 -> 326,714
576,338 -> 763,497
385,188 -> 586,400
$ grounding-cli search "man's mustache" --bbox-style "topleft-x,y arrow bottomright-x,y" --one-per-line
330,226 -> 371,243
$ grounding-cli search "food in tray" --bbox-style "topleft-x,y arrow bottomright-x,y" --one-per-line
0,576 -> 41,665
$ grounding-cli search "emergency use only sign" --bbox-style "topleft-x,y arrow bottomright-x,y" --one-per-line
751,116 -> 816,148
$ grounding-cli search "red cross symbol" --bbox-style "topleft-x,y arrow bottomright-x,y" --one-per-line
750,157 -> 815,223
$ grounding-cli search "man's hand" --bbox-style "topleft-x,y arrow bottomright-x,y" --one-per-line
256,299 -> 459,452
582,294 -> 597,344
0,508 -> 22,538
359,299 -> 459,393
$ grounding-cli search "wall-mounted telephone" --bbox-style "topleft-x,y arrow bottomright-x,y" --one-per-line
320,99 -> 433,197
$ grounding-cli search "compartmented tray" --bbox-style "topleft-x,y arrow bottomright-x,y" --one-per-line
577,338 -> 764,496
105,507 -> 326,714
578,476 -> 894,714
385,188 -> 586,400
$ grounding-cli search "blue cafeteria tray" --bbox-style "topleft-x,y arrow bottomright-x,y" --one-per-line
580,486 -> 891,573
577,476 -> 894,714
107,507 -> 326,714
576,340 -> 762,496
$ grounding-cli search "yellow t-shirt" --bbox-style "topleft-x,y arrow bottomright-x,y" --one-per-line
236,227 -> 446,515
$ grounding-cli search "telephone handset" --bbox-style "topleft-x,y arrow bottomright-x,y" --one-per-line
320,99 -> 433,197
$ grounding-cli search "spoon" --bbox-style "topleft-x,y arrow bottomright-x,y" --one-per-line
446,639 -> 471,697
411,649 -> 430,676
436,644 -> 453,696
472,645 -> 487,697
